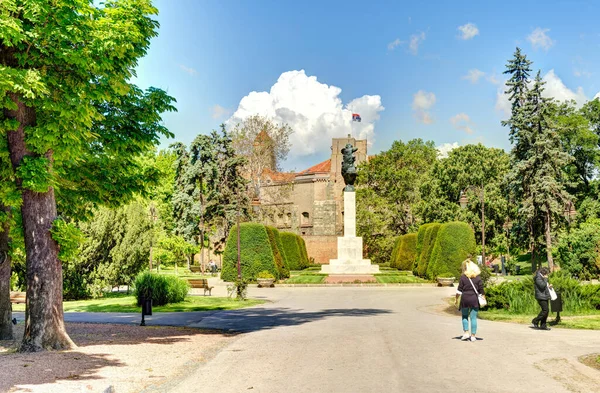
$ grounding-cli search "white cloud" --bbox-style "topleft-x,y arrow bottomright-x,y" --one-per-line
211,104 -> 231,119
487,73 -> 501,85
226,70 -> 384,158
179,64 -> 197,76
543,69 -> 587,106
457,23 -> 479,40
574,69 -> 592,78
462,69 -> 485,83
388,38 -> 403,51
412,90 -> 436,124
450,113 -> 474,134
595,92 -> 600,100
495,86 -> 511,118
437,142 -> 459,158
409,32 -> 426,55
527,28 -> 554,50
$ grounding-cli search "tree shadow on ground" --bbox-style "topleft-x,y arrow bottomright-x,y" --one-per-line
198,307 -> 393,333
0,322 -> 234,391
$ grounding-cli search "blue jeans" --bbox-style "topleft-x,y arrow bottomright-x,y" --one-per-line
461,307 -> 479,334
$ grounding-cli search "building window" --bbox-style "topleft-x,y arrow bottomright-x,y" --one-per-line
301,212 -> 309,226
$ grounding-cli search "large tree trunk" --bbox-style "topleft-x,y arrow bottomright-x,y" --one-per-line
5,93 -> 75,352
0,204 -> 12,340
544,206 -> 554,272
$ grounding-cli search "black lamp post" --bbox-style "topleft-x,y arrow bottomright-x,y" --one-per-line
459,184 -> 485,265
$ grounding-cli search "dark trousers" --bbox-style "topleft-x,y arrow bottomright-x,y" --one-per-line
533,299 -> 549,327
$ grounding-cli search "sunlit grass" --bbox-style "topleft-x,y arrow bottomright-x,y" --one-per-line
13,293 -> 264,313
284,275 -> 327,284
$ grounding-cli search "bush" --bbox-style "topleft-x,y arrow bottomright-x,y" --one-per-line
133,271 -> 189,306
389,237 -> 402,268
395,233 -> 417,271
280,232 -> 304,270
555,222 -> 600,279
258,270 -> 275,279
298,236 -> 310,269
427,221 -> 475,279
415,223 -> 441,277
221,223 -> 278,282
265,226 -> 290,279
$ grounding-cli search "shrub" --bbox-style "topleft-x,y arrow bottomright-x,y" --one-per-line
298,236 -> 310,269
395,233 -> 417,271
427,221 -> 476,279
258,270 -> 275,279
416,223 -> 441,277
554,222 -> 600,279
133,271 -> 189,306
265,226 -> 290,279
389,237 -> 402,268
221,223 -> 278,282
281,232 -> 303,270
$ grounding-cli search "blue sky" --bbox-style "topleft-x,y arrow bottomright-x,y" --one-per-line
133,0 -> 600,171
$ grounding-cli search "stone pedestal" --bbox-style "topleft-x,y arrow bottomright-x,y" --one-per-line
321,191 -> 380,274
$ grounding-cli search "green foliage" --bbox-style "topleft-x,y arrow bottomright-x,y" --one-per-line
51,217 -> 85,262
416,223 -> 441,277
280,232 -> 304,270
265,226 -> 290,279
16,156 -> 53,193
297,236 -> 309,269
63,201 -> 153,299
257,270 -> 275,279
228,278 -> 249,300
133,271 -> 189,307
389,237 -> 401,268
427,222 -> 476,279
221,223 -> 278,282
395,233 -> 417,271
356,139 -> 438,264
555,221 -> 600,279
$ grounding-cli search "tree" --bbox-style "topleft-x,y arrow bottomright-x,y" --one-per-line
230,115 -> 292,201
0,0 -> 172,351
503,49 -> 572,271
356,139 -> 438,263
171,127 -> 247,269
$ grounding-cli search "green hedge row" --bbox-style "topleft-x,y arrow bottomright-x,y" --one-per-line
221,223 -> 279,281
266,226 -> 290,279
280,232 -> 309,270
390,233 -> 417,271
427,221 -> 476,279
133,272 -> 189,306
415,223 -> 441,277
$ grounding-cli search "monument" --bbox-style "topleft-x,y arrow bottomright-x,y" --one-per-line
321,142 -> 380,274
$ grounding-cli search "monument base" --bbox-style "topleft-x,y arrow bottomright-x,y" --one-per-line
320,236 -> 380,275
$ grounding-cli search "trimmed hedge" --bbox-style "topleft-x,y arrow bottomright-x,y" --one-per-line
395,233 -> 418,271
280,232 -> 309,270
389,237 -> 402,268
298,236 -> 309,269
266,226 -> 290,279
133,272 -> 189,306
417,223 -> 441,277
427,221 -> 476,279
222,223 -> 278,281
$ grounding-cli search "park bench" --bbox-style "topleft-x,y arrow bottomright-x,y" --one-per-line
10,291 -> 26,304
188,279 -> 214,296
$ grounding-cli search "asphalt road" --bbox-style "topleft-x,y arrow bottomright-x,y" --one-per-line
170,286 -> 600,393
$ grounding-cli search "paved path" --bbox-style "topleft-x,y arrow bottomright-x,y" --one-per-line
14,286 -> 600,392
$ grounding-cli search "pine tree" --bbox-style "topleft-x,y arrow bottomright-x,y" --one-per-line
503,50 -> 572,271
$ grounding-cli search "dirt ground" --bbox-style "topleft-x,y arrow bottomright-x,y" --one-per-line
0,322 -> 236,392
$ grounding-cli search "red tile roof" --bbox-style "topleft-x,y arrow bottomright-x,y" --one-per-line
262,167 -> 296,182
299,159 -> 331,175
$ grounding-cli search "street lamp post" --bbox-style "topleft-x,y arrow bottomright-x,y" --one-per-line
237,197 -> 242,280
459,183 -> 485,265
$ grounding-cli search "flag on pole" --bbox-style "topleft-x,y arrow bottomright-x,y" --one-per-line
352,113 -> 361,122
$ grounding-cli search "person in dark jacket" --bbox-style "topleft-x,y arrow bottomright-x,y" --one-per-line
454,259 -> 485,342
532,267 -> 553,330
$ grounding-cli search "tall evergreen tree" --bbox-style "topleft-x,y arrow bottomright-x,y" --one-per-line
503,52 -> 572,271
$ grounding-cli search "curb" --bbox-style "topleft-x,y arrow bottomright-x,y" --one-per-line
274,283 -> 437,287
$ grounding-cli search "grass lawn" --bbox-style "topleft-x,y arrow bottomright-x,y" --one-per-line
478,308 -> 600,330
375,275 -> 430,284
284,275 -> 327,284
12,293 -> 264,313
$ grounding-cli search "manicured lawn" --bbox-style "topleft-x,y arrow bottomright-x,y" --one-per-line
284,275 -> 327,284
479,308 -> 600,330
290,269 -> 325,276
375,275 -> 429,284
12,293 -> 264,313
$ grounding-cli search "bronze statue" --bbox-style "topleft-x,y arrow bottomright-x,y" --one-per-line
341,143 -> 358,192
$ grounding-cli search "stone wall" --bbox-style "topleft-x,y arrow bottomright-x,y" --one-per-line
303,235 -> 338,264
312,200 -> 337,236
